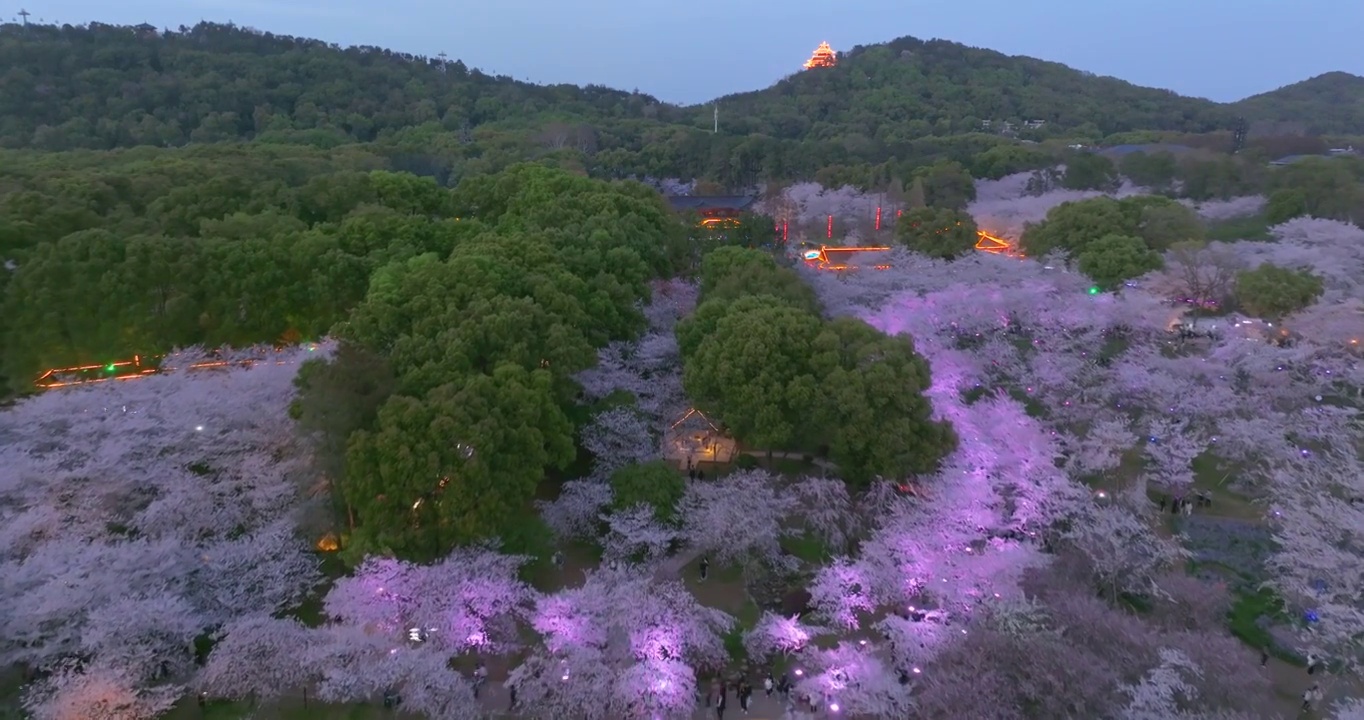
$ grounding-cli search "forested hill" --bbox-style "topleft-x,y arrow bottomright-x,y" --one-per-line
1230,72 -> 1364,135
0,21 -> 682,151
702,37 -> 1235,140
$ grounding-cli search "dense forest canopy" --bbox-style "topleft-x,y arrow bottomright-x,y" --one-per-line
1230,72 -> 1364,136
1,21 -> 1362,183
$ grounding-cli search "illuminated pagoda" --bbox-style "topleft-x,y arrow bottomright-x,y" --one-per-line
803,41 -> 837,70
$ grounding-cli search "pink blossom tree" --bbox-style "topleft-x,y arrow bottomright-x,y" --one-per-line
742,612 -> 832,659
789,475 -> 860,554
320,546 -> 533,657
789,641 -> 915,718
507,567 -> 733,719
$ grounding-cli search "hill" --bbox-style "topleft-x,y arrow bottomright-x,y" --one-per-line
702,37 -> 1235,141
1230,72 -> 1364,135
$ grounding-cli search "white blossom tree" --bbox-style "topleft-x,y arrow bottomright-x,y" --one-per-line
538,479 -> 612,541
0,346 -> 323,708
1063,504 -> 1190,602
22,660 -> 180,720
675,468 -> 797,568
600,503 -> 677,565
788,475 -> 860,554
196,615 -> 315,703
1118,648 -> 1203,720
580,406 -> 658,479
790,641 -> 915,718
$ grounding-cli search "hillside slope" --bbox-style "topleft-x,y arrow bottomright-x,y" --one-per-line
0,21 -> 679,151
702,37 -> 1235,141
1230,72 -> 1364,135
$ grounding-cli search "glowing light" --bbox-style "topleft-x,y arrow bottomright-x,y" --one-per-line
804,250 -> 822,260
803,41 -> 837,70
1088,286 -> 1100,295
194,425 -> 204,432
974,230 -> 1014,254
830,703 -> 840,712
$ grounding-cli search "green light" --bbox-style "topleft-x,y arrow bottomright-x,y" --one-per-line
1087,286 -> 1099,295
105,364 -> 116,372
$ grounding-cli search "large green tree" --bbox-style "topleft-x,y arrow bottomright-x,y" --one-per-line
810,318 -> 958,483
1077,234 -> 1164,290
343,364 -> 574,559
1235,264 -> 1325,318
895,207 -> 979,260
683,302 -> 825,451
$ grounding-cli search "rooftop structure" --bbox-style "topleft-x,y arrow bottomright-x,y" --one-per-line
804,42 -> 837,70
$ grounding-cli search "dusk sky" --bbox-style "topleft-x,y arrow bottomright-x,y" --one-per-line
23,0 -> 1362,105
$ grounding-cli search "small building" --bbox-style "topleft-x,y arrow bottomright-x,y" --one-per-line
803,42 -> 838,70
666,195 -> 756,228
664,408 -> 736,467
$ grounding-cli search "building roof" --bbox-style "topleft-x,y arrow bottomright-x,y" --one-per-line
666,195 -> 755,212
1097,143 -> 1198,159
1269,154 -> 1327,166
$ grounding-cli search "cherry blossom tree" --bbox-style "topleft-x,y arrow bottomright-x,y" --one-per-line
196,615 -> 315,703
579,406 -> 658,480
0,346 -> 323,707
1118,648 -> 1203,720
674,468 -> 797,568
1062,504 -> 1189,601
790,641 -> 915,717
538,479 -> 612,541
600,503 -> 677,565
742,612 -> 832,660
788,475 -> 860,553
507,567 -> 733,719
320,545 -> 534,657
21,660 -> 180,720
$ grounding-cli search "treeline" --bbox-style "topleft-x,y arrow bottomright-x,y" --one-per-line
5,21 -> 1357,193
676,247 -> 958,484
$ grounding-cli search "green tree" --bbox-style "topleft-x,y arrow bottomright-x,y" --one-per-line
1235,264 -> 1325,318
894,207 -> 979,260
1127,197 -> 1205,250
696,246 -> 821,314
913,161 -> 977,210
1062,152 -> 1118,191
290,343 -> 397,525
683,302 -> 824,451
810,317 -> 957,484
609,460 -> 687,522
1076,234 -> 1163,290
1020,197 -> 1130,257
343,364 -> 574,559
1118,151 -> 1178,188
1265,189 -> 1309,225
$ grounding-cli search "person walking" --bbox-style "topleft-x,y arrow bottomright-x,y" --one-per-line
764,673 -> 774,697
699,556 -> 710,583
715,682 -> 727,720
472,661 -> 487,698
738,680 -> 752,713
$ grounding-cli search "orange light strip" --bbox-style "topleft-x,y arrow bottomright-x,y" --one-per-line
35,349 -> 304,390
975,231 -> 1014,254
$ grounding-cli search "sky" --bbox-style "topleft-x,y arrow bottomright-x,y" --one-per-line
20,0 -> 1362,106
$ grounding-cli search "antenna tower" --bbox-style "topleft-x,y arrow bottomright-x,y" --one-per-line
713,104 -> 718,134
1231,116 -> 1248,155
18,8 -> 30,25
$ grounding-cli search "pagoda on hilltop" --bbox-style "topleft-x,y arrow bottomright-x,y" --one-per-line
803,41 -> 837,70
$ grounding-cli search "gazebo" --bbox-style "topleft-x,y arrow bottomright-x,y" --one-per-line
664,408 -> 736,467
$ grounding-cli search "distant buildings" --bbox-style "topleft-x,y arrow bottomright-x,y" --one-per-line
665,195 -> 756,228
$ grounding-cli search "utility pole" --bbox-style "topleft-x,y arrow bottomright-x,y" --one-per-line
713,104 -> 718,134
18,8 -> 30,26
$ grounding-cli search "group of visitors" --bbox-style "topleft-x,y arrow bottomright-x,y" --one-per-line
1159,491 -> 1211,515
704,669 -> 799,719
